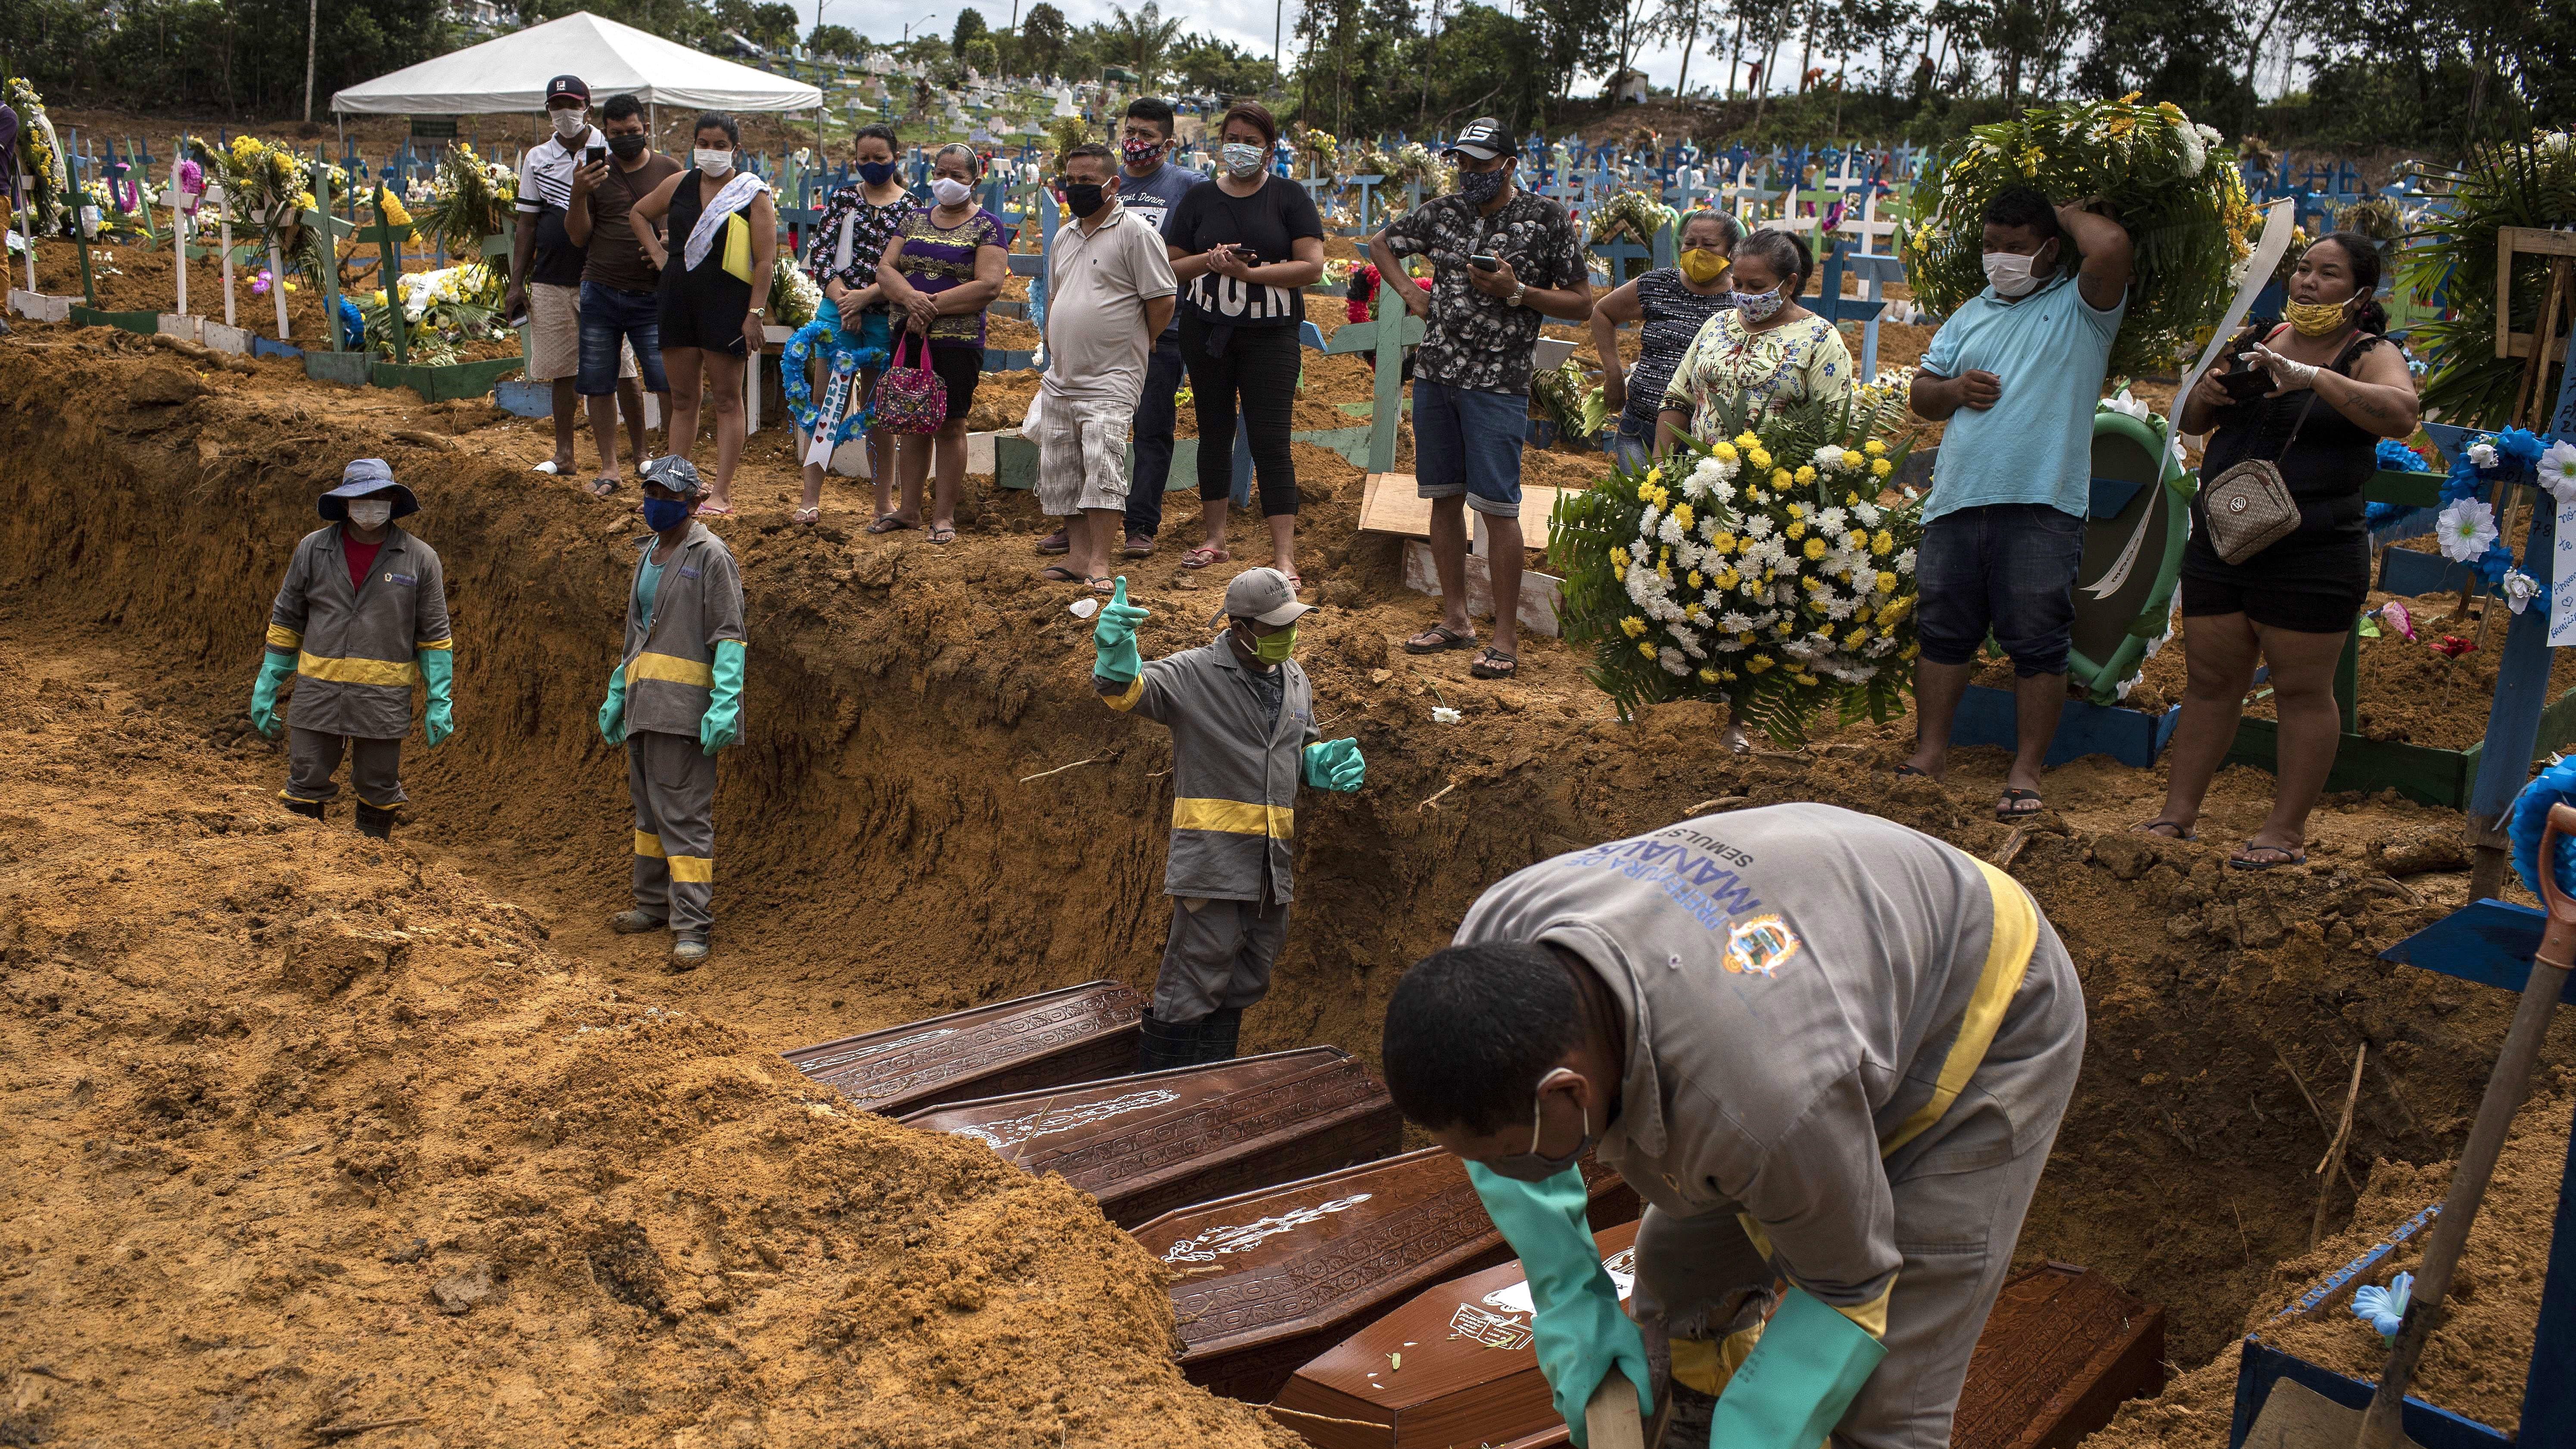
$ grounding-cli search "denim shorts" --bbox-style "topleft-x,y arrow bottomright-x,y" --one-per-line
1915,502 -> 2087,676
578,280 -> 669,397
1608,410 -> 1655,471
1413,378 -> 1526,517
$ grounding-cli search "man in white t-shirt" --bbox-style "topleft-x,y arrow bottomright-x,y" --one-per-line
1036,143 -> 1178,593
505,73 -> 647,478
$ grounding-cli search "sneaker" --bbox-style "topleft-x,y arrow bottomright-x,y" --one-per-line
609,909 -> 667,934
667,938 -> 709,969
1035,529 -> 1070,555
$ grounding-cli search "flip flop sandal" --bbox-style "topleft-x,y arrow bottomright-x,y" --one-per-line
2132,820 -> 2197,841
587,477 -> 622,498
1284,572 -> 1306,594
695,502 -> 735,517
1995,788 -> 2046,820
2229,844 -> 2307,870
1181,545 -> 1230,570
928,526 -> 958,545
1403,624 -> 1477,655
1086,575 -> 1115,594
1893,763 -> 1933,779
1469,648 -> 1519,680
866,514 -> 916,534
792,507 -> 822,525
1036,565 -> 1085,583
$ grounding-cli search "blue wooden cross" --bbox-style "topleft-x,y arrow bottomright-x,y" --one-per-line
1808,236 -> 1889,373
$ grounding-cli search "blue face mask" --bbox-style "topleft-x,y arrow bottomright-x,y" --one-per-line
857,159 -> 897,186
642,497 -> 692,533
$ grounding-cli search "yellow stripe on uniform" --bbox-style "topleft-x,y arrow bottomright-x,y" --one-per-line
297,651 -> 421,687
1171,797 -> 1295,838
1879,858 -> 2039,1159
633,830 -> 667,858
625,652 -> 714,689
266,625 -> 305,650
667,854 -> 714,884
1737,1215 -> 1894,1341
416,636 -> 453,651
1102,673 -> 1146,713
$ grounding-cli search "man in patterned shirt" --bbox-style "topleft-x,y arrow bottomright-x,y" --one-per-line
1371,118 -> 1591,684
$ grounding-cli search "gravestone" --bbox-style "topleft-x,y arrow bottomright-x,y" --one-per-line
782,979 -> 1143,1115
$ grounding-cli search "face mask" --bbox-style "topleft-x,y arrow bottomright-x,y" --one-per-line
550,108 -> 588,140
2285,296 -> 2352,336
607,133 -> 646,160
1062,181 -> 1108,218
1982,247 -> 2050,299
1121,135 -> 1165,167
857,159 -> 898,186
1458,162 -> 1510,206
344,500 -> 394,530
694,147 -> 734,178
930,176 -> 974,207
1221,143 -> 1266,179
1734,284 -> 1785,322
1483,1069 -> 1595,1183
642,497 -> 692,533
1242,623 -> 1297,664
1678,247 -> 1730,286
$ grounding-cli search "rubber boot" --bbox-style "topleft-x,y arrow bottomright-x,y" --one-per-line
354,803 -> 395,839
281,797 -> 326,822
1134,1010 -> 1199,1075
1193,1007 -> 1243,1065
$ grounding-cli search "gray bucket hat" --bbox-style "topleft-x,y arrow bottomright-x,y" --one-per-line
639,455 -> 706,498
318,458 -> 419,520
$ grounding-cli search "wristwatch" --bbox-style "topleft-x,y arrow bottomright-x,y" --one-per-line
1508,281 -> 1528,308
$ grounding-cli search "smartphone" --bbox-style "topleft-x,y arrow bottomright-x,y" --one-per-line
1469,253 -> 1501,271
585,144 -> 607,166
1227,246 -> 1261,267
2218,366 -> 2270,401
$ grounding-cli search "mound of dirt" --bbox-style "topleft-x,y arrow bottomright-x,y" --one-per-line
0,643 -> 1292,1449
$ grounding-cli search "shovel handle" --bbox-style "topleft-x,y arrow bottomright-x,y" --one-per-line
2355,802 -> 2576,1448
1584,1370 -> 1647,1449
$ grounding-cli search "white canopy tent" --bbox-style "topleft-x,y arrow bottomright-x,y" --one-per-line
328,11 -> 823,116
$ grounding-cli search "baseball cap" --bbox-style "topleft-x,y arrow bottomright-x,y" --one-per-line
639,455 -> 705,498
1446,118 -> 1510,162
318,458 -> 420,520
544,75 -> 591,108
1209,567 -> 1315,627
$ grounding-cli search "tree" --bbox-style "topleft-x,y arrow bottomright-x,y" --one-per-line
952,6 -> 989,55
1107,2 -> 1186,85
1021,0 -> 1072,76
1168,32 -> 1280,94
808,21 -> 860,54
746,0 -> 799,48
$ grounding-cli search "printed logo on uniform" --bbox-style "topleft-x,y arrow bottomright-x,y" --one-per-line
1723,914 -> 1800,978
386,572 -> 416,586
679,564 -> 702,580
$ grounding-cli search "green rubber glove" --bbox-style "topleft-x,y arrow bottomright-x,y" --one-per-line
1467,1160 -> 1654,1445
1703,1285 -> 1888,1449
250,651 -> 296,739
417,648 -> 456,748
598,663 -> 629,747
1302,737 -> 1366,791
1093,576 -> 1148,684
699,639 -> 747,755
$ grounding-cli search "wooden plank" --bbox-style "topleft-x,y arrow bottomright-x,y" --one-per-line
2377,898 -> 2576,1003
1359,474 -> 1565,550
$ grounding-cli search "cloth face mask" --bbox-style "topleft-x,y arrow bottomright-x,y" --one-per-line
1734,284 -> 1786,322
550,109 -> 588,140
930,176 -> 974,207
2285,297 -> 2352,336
344,500 -> 393,530
1246,623 -> 1297,664
694,147 -> 734,178
607,134 -> 646,160
642,497 -> 693,532
1061,181 -> 1107,218
1121,136 -> 1165,168
1221,143 -> 1266,179
857,160 -> 898,186
1458,162 -> 1510,206
1679,247 -> 1730,286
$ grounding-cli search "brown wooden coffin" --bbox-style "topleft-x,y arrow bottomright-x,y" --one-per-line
1274,1245 -> 2166,1449
781,980 -> 1143,1115
898,1047 -> 1405,1229
1131,1149 -> 1642,1405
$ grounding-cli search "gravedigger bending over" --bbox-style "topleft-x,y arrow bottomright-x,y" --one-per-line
596,457 -> 747,969
1093,568 -> 1366,1070
252,458 -> 456,838
1382,803 -> 2085,1449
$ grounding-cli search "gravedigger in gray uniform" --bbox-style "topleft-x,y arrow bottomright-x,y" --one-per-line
1382,803 -> 2087,1449
1092,568 -> 1367,1070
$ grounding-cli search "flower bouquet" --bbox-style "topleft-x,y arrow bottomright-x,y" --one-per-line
405,143 -> 516,259
1386,142 -> 1454,198
190,134 -> 342,285
6,78 -> 72,238
1549,389 -> 1922,741
1902,93 -> 2259,378
769,256 -> 823,328
1587,188 -> 1677,249
355,260 -> 506,365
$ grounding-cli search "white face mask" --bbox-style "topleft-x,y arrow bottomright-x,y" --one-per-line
1982,249 -> 2047,299
930,176 -> 973,207
550,108 -> 588,140
345,500 -> 394,530
695,146 -> 734,177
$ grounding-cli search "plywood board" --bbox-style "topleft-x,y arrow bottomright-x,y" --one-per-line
1360,473 -> 1563,552
1400,540 -> 1564,638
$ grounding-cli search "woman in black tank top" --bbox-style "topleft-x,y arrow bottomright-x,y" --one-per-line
629,112 -> 778,515
2140,232 -> 2423,869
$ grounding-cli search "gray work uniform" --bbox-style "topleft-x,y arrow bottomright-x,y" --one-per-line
617,523 -> 745,940
265,524 -> 452,808
1451,803 -> 2086,1449
1099,636 -> 1319,1023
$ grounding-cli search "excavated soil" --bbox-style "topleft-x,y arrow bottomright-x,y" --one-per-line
0,314 -> 2565,1445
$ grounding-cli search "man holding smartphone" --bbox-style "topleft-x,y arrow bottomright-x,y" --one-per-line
508,75 -> 650,481
566,93 -> 682,499
1369,117 -> 1591,685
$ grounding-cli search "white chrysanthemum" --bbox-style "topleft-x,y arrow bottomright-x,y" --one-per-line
2504,570 -> 2543,614
1744,515 -> 1775,539
1658,647 -> 1689,676
1894,548 -> 1917,573
1658,514 -> 1687,545
1812,444 -> 1844,471
1626,568 -> 1657,606
2468,441 -> 2500,470
1719,611 -> 1754,633
1818,506 -> 1849,531
2540,440 -> 2576,504
1855,502 -> 1881,527
2436,499 -> 2499,562
1638,504 -> 1661,534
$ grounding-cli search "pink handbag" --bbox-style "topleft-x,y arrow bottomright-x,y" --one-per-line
874,330 -> 949,436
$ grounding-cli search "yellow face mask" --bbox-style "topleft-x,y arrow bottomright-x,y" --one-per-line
2284,296 -> 2352,336
1679,247 -> 1732,286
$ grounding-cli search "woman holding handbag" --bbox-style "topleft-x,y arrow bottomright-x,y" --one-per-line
874,143 -> 1009,545
2140,232 -> 2420,868
631,111 -> 777,517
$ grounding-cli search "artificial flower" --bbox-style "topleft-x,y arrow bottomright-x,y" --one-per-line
2503,570 -> 2543,615
2352,1274 -> 2411,1340
2436,499 -> 2499,562
2540,440 -> 2576,505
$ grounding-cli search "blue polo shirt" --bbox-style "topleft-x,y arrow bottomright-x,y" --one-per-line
1918,273 -> 2126,524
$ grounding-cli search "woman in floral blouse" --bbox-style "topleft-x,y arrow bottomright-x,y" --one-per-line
795,124 -> 911,525
1655,229 -> 1853,452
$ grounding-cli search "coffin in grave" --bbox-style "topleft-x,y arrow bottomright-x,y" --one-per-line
1274,1244 -> 2164,1449
781,980 -> 1143,1116
1131,1148 -> 1641,1405
899,1047 -> 1403,1230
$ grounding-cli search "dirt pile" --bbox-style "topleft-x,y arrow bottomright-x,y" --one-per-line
0,638 -> 1293,1449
